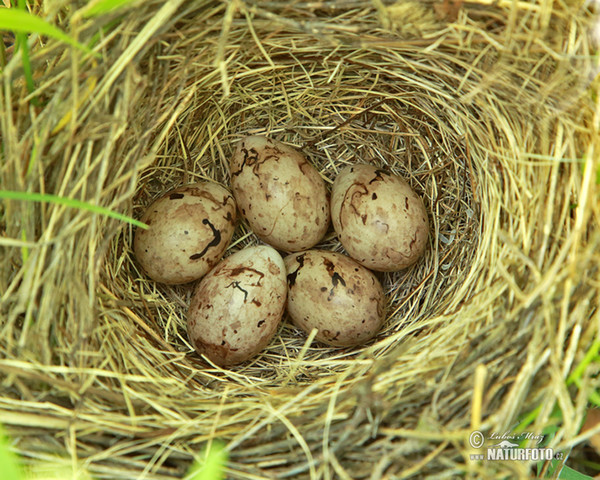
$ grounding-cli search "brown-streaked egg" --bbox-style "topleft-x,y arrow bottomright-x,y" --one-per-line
331,164 -> 429,271
230,135 -> 330,252
187,245 -> 287,367
284,250 -> 386,347
133,182 -> 236,285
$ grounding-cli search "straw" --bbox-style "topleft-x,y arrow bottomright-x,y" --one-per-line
1,1 -> 598,478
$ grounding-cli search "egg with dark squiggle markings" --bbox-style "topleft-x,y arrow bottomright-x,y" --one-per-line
284,250 -> 386,347
187,245 -> 287,367
133,182 -> 236,285
230,135 -> 330,252
331,164 -> 429,271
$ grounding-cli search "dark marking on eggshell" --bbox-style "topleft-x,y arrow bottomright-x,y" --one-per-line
409,232 -> 418,250
169,192 -> 184,200
268,261 -> 281,276
331,272 -> 346,289
257,319 -> 266,327
192,336 -> 231,363
340,183 -> 368,228
327,272 -> 347,301
375,220 -> 390,233
323,258 -> 335,276
286,253 -> 306,287
226,281 -> 249,301
189,218 -> 221,260
196,191 -> 230,211
231,147 -> 258,177
227,266 -> 263,278
372,193 -> 377,200
322,329 -> 341,342
297,156 -> 312,175
369,169 -> 388,184
251,298 -> 262,307
247,146 -> 279,177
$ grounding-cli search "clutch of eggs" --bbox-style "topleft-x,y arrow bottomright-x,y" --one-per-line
331,164 -> 429,272
230,135 -> 330,252
134,182 -> 236,284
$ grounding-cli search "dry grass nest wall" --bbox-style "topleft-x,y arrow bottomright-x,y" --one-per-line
1,1 -> 600,479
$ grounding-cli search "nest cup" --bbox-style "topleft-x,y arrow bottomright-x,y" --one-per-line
1,1 -> 599,479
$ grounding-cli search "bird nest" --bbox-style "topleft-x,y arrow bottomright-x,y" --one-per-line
1,1 -> 599,478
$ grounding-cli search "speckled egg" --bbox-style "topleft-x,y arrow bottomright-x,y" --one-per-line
133,182 -> 236,285
331,164 -> 429,271
187,245 -> 287,366
230,135 -> 330,252
284,250 -> 386,347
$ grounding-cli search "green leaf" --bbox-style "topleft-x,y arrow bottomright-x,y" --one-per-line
558,464 -> 595,480
0,190 -> 148,229
83,0 -> 138,18
187,441 -> 228,480
567,340 -> 600,386
16,31 -> 41,106
0,9 -> 96,56
0,424 -> 24,480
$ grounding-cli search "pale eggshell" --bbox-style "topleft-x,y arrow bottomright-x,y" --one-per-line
284,250 -> 386,347
230,135 -> 330,252
187,245 -> 287,366
331,164 -> 429,271
133,182 -> 236,285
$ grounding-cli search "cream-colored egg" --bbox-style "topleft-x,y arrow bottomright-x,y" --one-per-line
331,164 -> 429,271
134,182 -> 236,285
230,135 -> 330,252
284,250 -> 386,347
187,245 -> 287,366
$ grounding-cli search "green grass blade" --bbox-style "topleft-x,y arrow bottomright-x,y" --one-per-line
558,464 -> 595,480
0,190 -> 148,229
83,0 -> 138,18
567,339 -> 600,386
16,31 -> 40,106
588,390 -> 600,407
0,424 -> 24,480
0,9 -> 97,56
187,441 -> 228,480
514,404 -> 542,433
